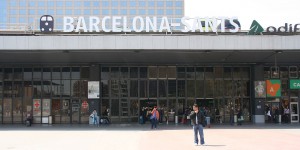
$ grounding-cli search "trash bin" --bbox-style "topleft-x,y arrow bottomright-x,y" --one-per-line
206,117 -> 211,128
48,115 -> 52,125
175,116 -> 178,124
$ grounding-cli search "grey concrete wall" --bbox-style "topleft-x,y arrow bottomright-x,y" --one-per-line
1,35 -> 300,50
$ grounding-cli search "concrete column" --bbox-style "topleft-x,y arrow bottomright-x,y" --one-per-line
252,65 -> 265,123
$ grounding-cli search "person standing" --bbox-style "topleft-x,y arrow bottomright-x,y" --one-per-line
230,107 -> 234,126
189,104 -> 205,146
150,106 -> 160,129
90,109 -> 99,126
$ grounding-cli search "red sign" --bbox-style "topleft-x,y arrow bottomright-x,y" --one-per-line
34,101 -> 40,108
82,101 -> 88,109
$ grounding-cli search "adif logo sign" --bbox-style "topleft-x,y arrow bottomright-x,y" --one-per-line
63,16 -> 240,33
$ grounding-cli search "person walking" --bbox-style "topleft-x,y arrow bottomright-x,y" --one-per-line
189,104 -> 206,146
150,106 -> 160,129
90,109 -> 99,126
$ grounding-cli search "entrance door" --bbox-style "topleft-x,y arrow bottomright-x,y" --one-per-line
290,102 -> 299,123
61,99 -> 71,123
71,99 -> 80,124
140,99 -> 157,123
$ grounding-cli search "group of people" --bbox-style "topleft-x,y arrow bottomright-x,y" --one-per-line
90,109 -> 110,126
265,104 -> 289,123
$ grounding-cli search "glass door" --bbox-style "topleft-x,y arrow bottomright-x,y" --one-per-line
71,99 -> 80,124
290,102 -> 299,123
51,99 -> 61,124
61,99 -> 70,123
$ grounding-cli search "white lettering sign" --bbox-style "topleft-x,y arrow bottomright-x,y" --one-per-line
63,16 -> 240,33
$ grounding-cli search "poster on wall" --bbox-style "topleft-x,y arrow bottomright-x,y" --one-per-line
42,99 -> 51,116
88,81 -> 100,99
33,99 -> 41,116
254,81 -> 266,98
266,80 -> 281,97
290,79 -> 300,89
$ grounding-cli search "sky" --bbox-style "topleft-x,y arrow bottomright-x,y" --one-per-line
185,0 -> 300,30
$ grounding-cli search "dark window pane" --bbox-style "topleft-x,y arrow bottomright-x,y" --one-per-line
4,68 -> 13,80
4,81 -> 13,98
196,80 -> 204,98
205,80 -> 214,98
33,81 -> 42,97
130,80 -> 138,97
177,67 -> 185,78
111,80 -> 119,97
168,80 -> 176,97
167,67 -> 176,79
111,99 -> 119,116
186,67 -> 195,79
149,80 -> 157,97
241,67 -> 250,79
80,81 -> 88,98
24,68 -> 32,81
52,80 -> 61,97
71,80 -> 80,97
140,67 -> 148,78
13,81 -> 23,98
101,99 -> 110,116
81,67 -> 90,79
42,68 -> 51,80
120,80 -> 128,97
214,67 -> 223,78
130,67 -> 138,78
196,67 -> 204,80
224,80 -> 232,97
187,80 -> 195,97
233,67 -> 241,78
178,80 -> 185,97
264,67 -> 270,79
101,67 -> 110,79
158,80 -> 167,97
214,80 -> 224,97
205,67 -> 214,79
111,67 -> 119,78
52,68 -> 61,79
101,80 -> 109,97
120,67 -> 128,78
289,66 -> 298,78
280,67 -> 288,78
14,68 -> 23,80
62,67 -> 71,79
71,67 -> 80,79
61,80 -> 70,97
140,80 -> 148,98
33,68 -> 42,80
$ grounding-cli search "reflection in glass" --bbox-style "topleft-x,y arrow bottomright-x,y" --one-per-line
42,68 -> 51,80
13,98 -> 22,123
120,80 -> 128,97
52,67 -> 61,79
33,99 -> 41,123
3,98 -> 12,123
42,99 -> 51,116
71,67 -> 80,79
130,99 -> 139,116
111,80 -> 119,97
178,99 -> 185,115
177,67 -> 185,78
224,80 -> 232,97
158,67 -> 167,78
205,67 -> 214,79
14,68 -> 23,80
52,80 -> 61,97
167,67 -> 176,79
81,99 -> 89,123
101,80 -> 109,97
205,80 -> 214,98
130,67 -> 138,78
71,80 -> 80,97
214,80 -> 223,97
120,67 -> 128,78
111,67 -> 119,78
196,67 -> 204,80
61,80 -> 71,97
62,67 -> 71,79
186,67 -> 195,79
51,99 -> 60,124
33,68 -> 42,80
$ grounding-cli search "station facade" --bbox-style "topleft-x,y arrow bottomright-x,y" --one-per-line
0,33 -> 300,124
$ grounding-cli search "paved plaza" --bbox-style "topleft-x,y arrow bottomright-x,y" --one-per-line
0,124 -> 300,150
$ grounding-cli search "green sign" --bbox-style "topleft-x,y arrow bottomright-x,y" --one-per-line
248,20 -> 264,35
290,79 -> 300,89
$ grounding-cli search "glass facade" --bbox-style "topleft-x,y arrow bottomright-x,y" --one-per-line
1,0 -> 184,31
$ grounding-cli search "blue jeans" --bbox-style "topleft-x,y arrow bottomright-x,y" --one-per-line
151,119 -> 157,129
193,124 -> 205,145
93,116 -> 98,125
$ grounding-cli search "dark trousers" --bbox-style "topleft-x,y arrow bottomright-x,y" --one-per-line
151,119 -> 157,129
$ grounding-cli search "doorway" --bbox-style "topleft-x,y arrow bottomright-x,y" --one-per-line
290,102 -> 299,123
139,99 -> 157,123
